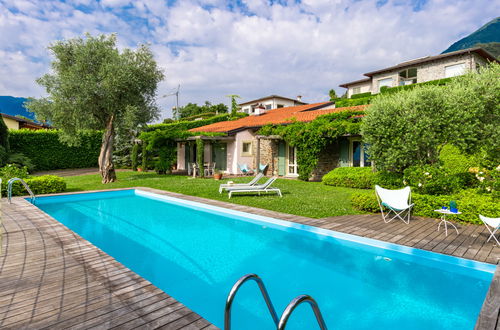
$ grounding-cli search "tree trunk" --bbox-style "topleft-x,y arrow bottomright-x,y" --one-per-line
99,115 -> 117,183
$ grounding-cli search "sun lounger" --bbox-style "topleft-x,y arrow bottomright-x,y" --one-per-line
227,176 -> 282,198
219,173 -> 264,193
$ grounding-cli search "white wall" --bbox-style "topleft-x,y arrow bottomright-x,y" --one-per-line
177,142 -> 185,170
347,81 -> 372,98
234,129 -> 256,173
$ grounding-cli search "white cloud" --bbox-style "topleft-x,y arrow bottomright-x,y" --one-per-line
0,0 -> 498,119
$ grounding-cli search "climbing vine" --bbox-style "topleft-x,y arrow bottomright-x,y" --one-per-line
259,109 -> 364,180
196,138 -> 204,177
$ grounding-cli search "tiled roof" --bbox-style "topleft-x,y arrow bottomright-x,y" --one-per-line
190,103 -> 367,134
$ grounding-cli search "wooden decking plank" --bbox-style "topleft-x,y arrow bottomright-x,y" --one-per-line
1,188 -> 498,330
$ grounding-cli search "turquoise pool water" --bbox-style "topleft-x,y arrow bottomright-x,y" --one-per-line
34,189 -> 494,329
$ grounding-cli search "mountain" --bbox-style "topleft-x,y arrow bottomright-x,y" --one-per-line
442,17 -> 500,58
0,96 -> 35,119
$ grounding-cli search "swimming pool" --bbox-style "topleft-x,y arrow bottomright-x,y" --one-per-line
34,189 -> 494,329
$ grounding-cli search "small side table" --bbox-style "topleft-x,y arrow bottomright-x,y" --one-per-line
434,209 -> 461,236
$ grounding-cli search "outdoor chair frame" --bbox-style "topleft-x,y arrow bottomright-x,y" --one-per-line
375,185 -> 414,224
480,214 -> 500,246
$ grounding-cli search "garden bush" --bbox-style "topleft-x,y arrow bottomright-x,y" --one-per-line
403,164 -> 475,195
322,167 -> 404,189
350,92 -> 372,99
322,167 -> 375,188
351,189 -> 499,224
0,164 -> 66,196
9,129 -> 102,171
373,170 -> 404,189
25,175 -> 66,195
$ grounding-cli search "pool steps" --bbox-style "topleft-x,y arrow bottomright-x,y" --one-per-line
224,273 -> 328,330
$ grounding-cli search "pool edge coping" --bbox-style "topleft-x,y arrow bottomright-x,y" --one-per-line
18,187 -> 500,329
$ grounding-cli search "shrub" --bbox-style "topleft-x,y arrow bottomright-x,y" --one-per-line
472,167 -> 500,195
7,153 -> 35,172
323,167 -> 375,188
350,92 -> 372,99
362,64 -> 500,172
335,96 -> 372,107
0,146 -> 8,167
9,129 -> 102,171
351,189 -> 499,224
322,167 -> 404,189
0,164 -> 66,196
439,144 -> 478,175
131,143 -> 139,171
0,164 -> 30,180
25,175 -> 66,195
403,164 -> 475,195
379,77 -> 453,95
373,170 -> 404,189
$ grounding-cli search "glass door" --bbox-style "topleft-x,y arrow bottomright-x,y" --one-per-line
287,144 -> 298,175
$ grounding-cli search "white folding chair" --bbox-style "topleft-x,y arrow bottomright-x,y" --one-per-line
375,185 -> 414,224
479,215 -> 500,245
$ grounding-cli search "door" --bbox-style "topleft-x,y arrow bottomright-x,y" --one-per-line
278,142 -> 286,176
287,144 -> 298,175
211,142 -> 227,171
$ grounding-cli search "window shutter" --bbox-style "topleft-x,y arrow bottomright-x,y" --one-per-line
339,138 -> 349,167
278,142 -> 286,176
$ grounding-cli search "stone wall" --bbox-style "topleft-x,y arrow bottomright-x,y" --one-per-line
258,138 -> 278,176
310,142 -> 341,181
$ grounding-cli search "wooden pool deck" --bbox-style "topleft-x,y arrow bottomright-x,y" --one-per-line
1,187 -> 498,329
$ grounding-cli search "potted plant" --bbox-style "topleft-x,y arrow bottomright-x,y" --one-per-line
213,169 -> 223,180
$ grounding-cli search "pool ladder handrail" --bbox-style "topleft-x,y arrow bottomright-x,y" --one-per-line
278,294 -> 327,330
7,177 -> 36,204
224,274 -> 279,330
224,273 -> 328,330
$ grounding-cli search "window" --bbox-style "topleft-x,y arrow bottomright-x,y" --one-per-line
445,63 -> 466,78
277,104 -> 284,108
398,68 -> 417,85
241,141 -> 252,156
287,144 -> 298,175
265,104 -> 272,110
352,87 -> 361,95
377,77 -> 393,91
349,139 -> 371,167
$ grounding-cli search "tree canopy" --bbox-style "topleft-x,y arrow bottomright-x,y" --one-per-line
27,33 -> 164,182
176,101 -> 228,119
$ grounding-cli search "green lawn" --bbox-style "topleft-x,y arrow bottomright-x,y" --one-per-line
64,171 -> 367,218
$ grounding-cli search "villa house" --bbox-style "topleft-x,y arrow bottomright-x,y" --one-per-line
176,102 -> 368,180
238,95 -> 307,115
339,47 -> 498,97
1,113 -> 50,130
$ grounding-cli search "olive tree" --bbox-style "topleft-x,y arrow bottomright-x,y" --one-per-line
27,34 -> 164,183
361,63 -> 500,172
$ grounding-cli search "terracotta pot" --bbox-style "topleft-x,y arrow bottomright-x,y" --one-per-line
214,173 -> 223,180
137,167 -> 143,172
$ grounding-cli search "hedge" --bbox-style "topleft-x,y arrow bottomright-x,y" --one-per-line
9,129 -> 102,171
350,92 -> 372,99
379,77 -> 453,95
335,96 -> 372,107
1,175 -> 66,196
351,189 -> 499,224
322,167 -> 376,189
322,167 -> 403,189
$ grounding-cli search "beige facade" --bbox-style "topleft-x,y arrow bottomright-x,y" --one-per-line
2,116 -> 20,130
239,95 -> 305,114
340,48 -> 498,96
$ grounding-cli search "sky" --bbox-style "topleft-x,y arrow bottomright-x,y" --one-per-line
0,0 -> 498,120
